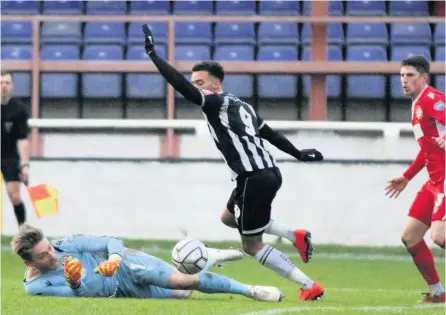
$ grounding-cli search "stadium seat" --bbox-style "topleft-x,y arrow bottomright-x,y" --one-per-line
303,0 -> 343,16
259,0 -> 300,16
346,23 -> 388,46
391,46 -> 432,98
214,45 -> 254,61
347,46 -> 387,99
41,22 -> 82,44
84,22 -> 125,45
301,23 -> 344,46
173,1 -> 213,15
346,0 -> 386,16
1,45 -> 32,60
391,23 -> 432,46
85,0 -> 126,15
215,23 -> 256,45
11,72 -> 31,97
1,22 -> 32,44
302,46 -> 342,98
436,46 -> 445,61
175,45 -> 211,61
1,1 -> 40,15
258,22 -> 299,45
434,23 -> 445,46
129,1 -> 170,15
389,0 -> 429,16
257,46 -> 298,98
82,46 -> 123,98
175,22 -> 212,45
43,1 -> 83,15
126,45 -> 166,60
216,1 -> 256,16
436,76 -> 445,94
128,22 -> 167,45
40,45 -> 79,98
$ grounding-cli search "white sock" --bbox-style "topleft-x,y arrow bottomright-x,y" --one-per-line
255,244 -> 314,289
264,219 -> 296,243
429,282 -> 445,295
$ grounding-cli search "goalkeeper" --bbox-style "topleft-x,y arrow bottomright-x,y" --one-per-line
11,224 -> 283,302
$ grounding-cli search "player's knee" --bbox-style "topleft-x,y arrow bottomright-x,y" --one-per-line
220,209 -> 237,228
168,271 -> 197,290
8,191 -> 22,205
241,240 -> 264,256
401,231 -> 421,248
431,231 -> 445,248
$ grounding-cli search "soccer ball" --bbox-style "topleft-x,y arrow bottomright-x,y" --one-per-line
171,238 -> 208,275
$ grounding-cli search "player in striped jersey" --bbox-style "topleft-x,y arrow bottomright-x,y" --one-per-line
143,25 -> 325,301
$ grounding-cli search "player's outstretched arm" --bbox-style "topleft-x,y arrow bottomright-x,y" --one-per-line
259,124 -> 323,162
142,24 -> 203,106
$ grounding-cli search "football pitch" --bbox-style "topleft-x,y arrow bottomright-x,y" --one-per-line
1,239 -> 445,315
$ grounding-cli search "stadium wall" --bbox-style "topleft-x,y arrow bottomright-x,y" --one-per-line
2,161 -> 434,247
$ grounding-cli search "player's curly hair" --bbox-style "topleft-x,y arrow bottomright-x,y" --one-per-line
401,55 -> 430,75
192,61 -> 225,82
11,224 -> 44,261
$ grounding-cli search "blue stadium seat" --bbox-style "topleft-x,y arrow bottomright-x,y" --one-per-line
222,75 -> 253,98
126,45 -> 166,60
434,23 -> 445,46
391,46 -> 432,98
347,46 -> 387,99
82,46 -> 123,98
175,45 -> 211,61
389,0 -> 429,16
216,1 -> 256,16
128,22 -> 167,45
173,1 -> 213,15
301,23 -> 344,46
346,1 -> 386,16
436,46 -> 445,61
11,72 -> 31,97
214,45 -> 254,61
85,0 -> 126,15
302,46 -> 342,98
303,0 -> 343,16
43,1 -> 83,15
1,45 -> 32,60
257,46 -> 298,61
84,22 -> 125,45
41,22 -> 82,44
130,1 -> 170,15
215,23 -> 256,45
346,23 -> 388,46
1,22 -> 32,44
436,76 -> 445,94
259,1 -> 300,16
391,23 -> 432,46
40,45 -> 79,98
258,22 -> 299,45
1,1 -> 40,15
175,22 -> 212,45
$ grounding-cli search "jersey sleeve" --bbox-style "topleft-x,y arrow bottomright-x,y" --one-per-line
55,235 -> 126,259
403,150 -> 425,180
16,105 -> 30,140
425,99 -> 445,125
202,90 -> 223,111
25,278 -> 91,297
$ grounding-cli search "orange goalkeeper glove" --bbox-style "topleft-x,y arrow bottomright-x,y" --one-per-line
64,256 -> 83,288
94,259 -> 121,277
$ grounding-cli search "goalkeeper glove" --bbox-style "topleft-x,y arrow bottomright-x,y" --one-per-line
142,24 -> 155,56
298,149 -> 324,162
64,256 -> 83,288
94,258 -> 122,277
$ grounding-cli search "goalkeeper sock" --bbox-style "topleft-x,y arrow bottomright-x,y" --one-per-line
407,240 -> 440,286
197,272 -> 248,295
13,203 -> 26,226
265,219 -> 296,243
255,244 -> 314,289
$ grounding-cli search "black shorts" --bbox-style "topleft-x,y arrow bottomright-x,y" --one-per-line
227,167 -> 282,236
1,159 -> 21,183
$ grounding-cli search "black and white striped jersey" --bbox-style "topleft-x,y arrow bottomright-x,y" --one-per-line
199,90 -> 277,179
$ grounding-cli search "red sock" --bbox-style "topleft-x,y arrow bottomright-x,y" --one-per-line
407,240 -> 440,285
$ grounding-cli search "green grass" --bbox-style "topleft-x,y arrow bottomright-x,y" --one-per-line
1,238 -> 445,315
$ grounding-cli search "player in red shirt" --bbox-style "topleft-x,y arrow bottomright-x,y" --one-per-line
385,55 -> 445,303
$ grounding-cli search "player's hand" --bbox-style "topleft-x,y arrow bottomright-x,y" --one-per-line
142,24 -> 155,56
64,256 -> 83,288
94,258 -> 122,277
433,136 -> 445,150
298,149 -> 324,162
385,176 -> 409,199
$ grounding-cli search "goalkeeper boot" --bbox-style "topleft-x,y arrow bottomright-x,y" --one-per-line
298,281 -> 324,301
293,229 -> 313,263
421,292 -> 446,303
247,285 -> 284,302
206,247 -> 245,269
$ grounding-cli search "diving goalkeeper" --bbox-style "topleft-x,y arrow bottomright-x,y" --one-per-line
12,224 -> 283,301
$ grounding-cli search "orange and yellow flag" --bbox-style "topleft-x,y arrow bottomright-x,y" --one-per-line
27,184 -> 59,218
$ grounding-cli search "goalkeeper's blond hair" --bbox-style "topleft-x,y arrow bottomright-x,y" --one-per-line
11,224 -> 44,261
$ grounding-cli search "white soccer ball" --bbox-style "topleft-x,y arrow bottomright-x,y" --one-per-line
171,238 -> 208,275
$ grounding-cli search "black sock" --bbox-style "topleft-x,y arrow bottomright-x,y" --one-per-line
13,203 -> 26,226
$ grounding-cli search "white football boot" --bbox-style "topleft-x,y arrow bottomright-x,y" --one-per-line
205,247 -> 245,269
247,286 -> 284,302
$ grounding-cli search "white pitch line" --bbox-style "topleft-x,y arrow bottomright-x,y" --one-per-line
238,304 -> 444,315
